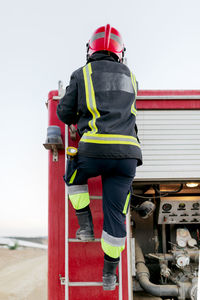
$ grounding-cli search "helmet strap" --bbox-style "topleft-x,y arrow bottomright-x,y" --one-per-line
121,47 -> 126,63
86,42 -> 90,62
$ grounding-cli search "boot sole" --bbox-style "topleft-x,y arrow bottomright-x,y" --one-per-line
103,276 -> 117,291
103,284 -> 116,291
76,234 -> 95,242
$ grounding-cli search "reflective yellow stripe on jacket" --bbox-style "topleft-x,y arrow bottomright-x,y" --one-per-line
81,132 -> 141,148
83,63 -> 100,134
130,72 -> 137,116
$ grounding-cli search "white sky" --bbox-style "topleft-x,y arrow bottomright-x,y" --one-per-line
0,0 -> 200,236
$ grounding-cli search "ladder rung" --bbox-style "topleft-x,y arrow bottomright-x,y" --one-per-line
90,196 -> 102,200
68,238 -> 101,242
68,282 -> 119,287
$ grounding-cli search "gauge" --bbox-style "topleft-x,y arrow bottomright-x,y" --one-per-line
188,238 -> 197,248
192,202 -> 199,210
176,255 -> 190,268
177,239 -> 187,248
178,203 -> 186,210
162,203 -> 172,212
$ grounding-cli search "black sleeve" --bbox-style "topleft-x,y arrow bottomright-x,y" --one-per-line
135,124 -> 140,144
136,81 -> 139,91
57,72 -> 79,125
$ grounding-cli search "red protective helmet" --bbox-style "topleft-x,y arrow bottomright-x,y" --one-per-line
87,24 -> 126,62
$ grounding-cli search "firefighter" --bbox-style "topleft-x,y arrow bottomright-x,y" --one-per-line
57,24 -> 143,291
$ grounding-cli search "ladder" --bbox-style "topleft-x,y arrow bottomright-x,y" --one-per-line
46,89 -> 133,300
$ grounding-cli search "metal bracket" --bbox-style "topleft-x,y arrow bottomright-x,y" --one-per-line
52,145 -> 59,162
53,81 -> 66,100
69,125 -> 77,141
58,80 -> 65,98
59,274 -> 66,285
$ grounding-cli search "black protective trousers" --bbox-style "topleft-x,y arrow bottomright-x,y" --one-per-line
65,155 -> 137,240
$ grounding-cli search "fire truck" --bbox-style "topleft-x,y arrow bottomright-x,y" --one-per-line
44,85 -> 200,300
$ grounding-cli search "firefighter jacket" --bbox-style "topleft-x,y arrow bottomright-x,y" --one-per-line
57,53 -> 142,166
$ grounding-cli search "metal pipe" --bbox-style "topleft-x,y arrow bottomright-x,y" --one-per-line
162,224 -> 167,254
135,241 -> 179,297
147,251 -> 199,263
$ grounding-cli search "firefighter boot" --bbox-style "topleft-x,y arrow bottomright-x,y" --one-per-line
76,209 -> 94,241
103,258 -> 119,291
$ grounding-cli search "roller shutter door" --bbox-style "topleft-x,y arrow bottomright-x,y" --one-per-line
135,110 -> 200,181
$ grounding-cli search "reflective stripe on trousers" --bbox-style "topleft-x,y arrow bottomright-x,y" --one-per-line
101,230 -> 126,258
68,184 -> 90,210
